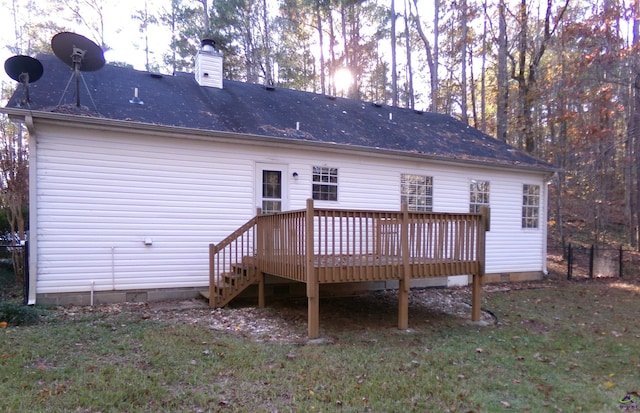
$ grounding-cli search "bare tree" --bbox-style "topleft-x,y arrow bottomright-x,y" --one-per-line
391,0 -> 398,106
460,0 -> 468,124
496,0 -> 508,142
412,0 -> 439,112
511,0 -> 569,153
0,117 -> 28,283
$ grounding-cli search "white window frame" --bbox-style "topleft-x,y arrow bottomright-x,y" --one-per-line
312,166 -> 338,201
401,174 -> 433,211
522,184 -> 540,229
470,179 -> 490,213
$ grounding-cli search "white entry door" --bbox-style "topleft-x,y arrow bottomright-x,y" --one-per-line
256,163 -> 288,214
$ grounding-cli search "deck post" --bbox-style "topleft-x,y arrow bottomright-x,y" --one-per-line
258,272 -> 265,308
472,207 -> 489,321
399,203 -> 411,330
256,207 -> 264,308
208,243 -> 216,307
306,199 -> 319,339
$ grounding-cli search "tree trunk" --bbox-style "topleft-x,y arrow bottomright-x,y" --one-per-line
460,0 -> 468,124
412,0 -> 438,112
262,0 -> 272,84
404,0 -> 415,110
391,0 -> 398,106
328,4 -> 337,96
316,2 -> 326,95
496,0 -> 508,142
627,1 -> 640,249
480,0 -> 487,133
635,74 -> 640,250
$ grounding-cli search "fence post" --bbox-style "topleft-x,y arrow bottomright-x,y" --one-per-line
589,244 -> 594,279
23,241 -> 29,305
619,246 -> 623,278
567,243 -> 572,280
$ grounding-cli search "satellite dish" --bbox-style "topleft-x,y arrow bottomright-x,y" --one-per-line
51,32 -> 105,72
4,55 -> 44,83
51,32 -> 104,108
4,55 -> 44,105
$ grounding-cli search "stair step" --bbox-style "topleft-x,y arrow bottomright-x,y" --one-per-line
242,256 -> 257,266
230,264 -> 256,275
209,256 -> 260,307
213,280 -> 233,290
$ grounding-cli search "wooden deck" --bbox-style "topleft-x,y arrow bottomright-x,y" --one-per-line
208,200 -> 489,339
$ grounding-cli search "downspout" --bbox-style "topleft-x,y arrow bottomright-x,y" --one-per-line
25,114 -> 37,305
542,172 -> 555,276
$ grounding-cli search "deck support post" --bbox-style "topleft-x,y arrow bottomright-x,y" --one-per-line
306,199 -> 320,339
471,273 -> 481,321
258,272 -> 265,308
256,207 -> 265,309
472,207 -> 489,322
208,243 -> 217,308
398,203 -> 411,330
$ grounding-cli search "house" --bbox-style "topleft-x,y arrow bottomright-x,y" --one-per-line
2,41 -> 556,310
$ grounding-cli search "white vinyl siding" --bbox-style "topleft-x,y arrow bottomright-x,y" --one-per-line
33,125 -> 548,295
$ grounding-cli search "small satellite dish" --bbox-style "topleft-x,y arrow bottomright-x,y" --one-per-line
51,32 -> 105,72
51,32 -> 104,108
4,55 -> 44,83
4,55 -> 44,105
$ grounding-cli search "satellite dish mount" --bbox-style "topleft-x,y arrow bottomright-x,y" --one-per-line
4,55 -> 44,106
51,32 -> 105,108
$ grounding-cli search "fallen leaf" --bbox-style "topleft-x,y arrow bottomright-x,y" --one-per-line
501,401 -> 511,408
604,381 -> 614,388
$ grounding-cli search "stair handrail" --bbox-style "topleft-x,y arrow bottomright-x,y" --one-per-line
209,216 -> 259,306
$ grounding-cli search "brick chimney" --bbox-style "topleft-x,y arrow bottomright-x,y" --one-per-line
195,39 -> 223,89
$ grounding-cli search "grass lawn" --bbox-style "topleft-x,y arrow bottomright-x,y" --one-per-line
1,276 -> 639,412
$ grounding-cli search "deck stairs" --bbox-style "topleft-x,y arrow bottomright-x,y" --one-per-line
202,256 -> 259,307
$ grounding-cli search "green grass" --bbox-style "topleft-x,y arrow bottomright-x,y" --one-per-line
1,278 -> 639,412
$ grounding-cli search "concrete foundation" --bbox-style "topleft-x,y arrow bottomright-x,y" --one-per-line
35,271 -> 544,306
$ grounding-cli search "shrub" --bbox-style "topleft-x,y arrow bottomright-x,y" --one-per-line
0,302 -> 42,326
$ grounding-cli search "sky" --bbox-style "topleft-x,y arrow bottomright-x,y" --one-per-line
0,0 -> 169,88
0,0 -> 434,100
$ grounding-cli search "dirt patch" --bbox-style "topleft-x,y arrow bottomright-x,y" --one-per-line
51,286 -> 508,345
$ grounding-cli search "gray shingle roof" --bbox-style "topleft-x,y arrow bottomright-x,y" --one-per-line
6,54 -> 555,172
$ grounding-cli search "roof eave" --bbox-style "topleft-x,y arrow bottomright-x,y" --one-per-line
1,107 -> 557,175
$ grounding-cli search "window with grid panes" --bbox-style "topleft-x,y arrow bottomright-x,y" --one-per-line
401,174 -> 433,211
522,184 -> 540,228
312,166 -> 338,201
469,179 -> 490,213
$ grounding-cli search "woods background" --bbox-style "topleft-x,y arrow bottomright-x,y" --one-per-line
1,0 -> 639,271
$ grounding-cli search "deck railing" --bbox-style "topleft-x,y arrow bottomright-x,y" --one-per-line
252,201 -> 486,283
210,201 -> 487,287
208,216 -> 258,306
